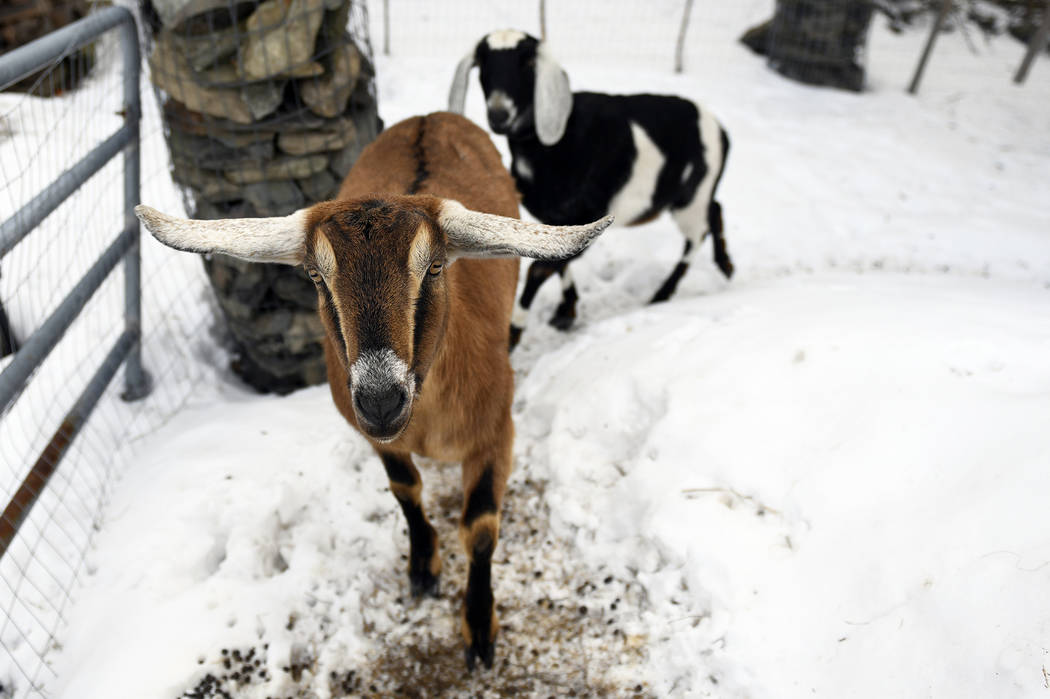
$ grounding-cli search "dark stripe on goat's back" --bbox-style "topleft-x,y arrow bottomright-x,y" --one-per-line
407,116 -> 429,195
463,467 -> 496,525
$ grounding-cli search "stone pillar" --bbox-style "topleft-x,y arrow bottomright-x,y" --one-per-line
742,0 -> 874,92
143,0 -> 379,393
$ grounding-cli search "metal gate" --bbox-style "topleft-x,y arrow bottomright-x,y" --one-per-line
0,6 -> 149,692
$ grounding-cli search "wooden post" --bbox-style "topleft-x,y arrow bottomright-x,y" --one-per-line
907,0 -> 953,94
675,0 -> 696,74
1014,0 -> 1050,84
383,0 -> 390,55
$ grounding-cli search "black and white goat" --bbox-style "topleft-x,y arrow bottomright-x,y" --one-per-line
449,30 -> 733,347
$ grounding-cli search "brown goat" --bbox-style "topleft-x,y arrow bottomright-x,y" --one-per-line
135,112 -> 611,669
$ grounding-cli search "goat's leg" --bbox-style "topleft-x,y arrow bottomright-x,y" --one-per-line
708,200 -> 733,278
548,261 -> 579,331
459,448 -> 511,670
379,450 -> 441,598
651,238 -> 695,303
651,201 -> 707,303
653,122 -> 732,302
510,259 -> 559,349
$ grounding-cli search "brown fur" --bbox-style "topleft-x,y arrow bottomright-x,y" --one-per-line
305,113 -> 519,669
130,110 -> 604,671
312,116 -> 517,465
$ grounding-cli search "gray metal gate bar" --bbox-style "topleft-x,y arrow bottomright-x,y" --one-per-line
0,125 -> 133,259
0,329 -> 136,559
0,225 -> 136,415
0,7 -> 137,90
120,6 -> 147,401
0,4 -> 148,413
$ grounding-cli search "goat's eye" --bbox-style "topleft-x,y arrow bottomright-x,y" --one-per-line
429,261 -> 443,277
307,268 -> 322,283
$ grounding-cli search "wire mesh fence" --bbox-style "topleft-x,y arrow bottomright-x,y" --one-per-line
0,3 -> 223,694
375,0 -> 702,70
0,0 -> 382,689
374,0 -> 1047,95
0,1 -> 98,96
739,0 -> 1048,92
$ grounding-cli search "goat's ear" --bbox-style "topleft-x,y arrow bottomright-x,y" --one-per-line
448,43 -> 478,114
135,205 -> 308,265
438,200 -> 611,262
533,42 -> 572,146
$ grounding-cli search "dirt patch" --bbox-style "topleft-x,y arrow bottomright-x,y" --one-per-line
358,469 -> 653,697
178,464 -> 654,698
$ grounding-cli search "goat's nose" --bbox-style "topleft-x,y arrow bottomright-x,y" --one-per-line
355,385 -> 407,426
488,107 -> 510,127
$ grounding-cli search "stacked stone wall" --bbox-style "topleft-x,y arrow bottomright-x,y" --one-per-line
144,0 -> 379,393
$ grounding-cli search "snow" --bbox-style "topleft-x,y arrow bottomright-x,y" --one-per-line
4,0 -> 1049,697
518,274 -> 1050,696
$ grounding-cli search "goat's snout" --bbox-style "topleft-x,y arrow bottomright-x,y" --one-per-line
485,91 -> 517,134
348,349 -> 413,441
487,107 -> 511,132
355,384 -> 407,426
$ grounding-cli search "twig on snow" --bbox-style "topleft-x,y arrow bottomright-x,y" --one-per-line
681,487 -> 782,517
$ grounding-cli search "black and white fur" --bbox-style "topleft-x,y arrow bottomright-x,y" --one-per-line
449,29 -> 733,347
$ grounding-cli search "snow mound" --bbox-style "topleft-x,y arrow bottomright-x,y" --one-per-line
517,273 -> 1050,697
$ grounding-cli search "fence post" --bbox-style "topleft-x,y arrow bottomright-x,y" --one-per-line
908,0 -> 953,94
675,0 -> 695,74
383,0 -> 390,55
1014,0 -> 1050,84
121,16 -> 150,401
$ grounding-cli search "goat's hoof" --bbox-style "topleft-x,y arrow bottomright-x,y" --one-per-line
410,570 -> 440,598
649,289 -> 672,304
464,637 -> 495,671
717,257 -> 735,279
548,314 -> 574,331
